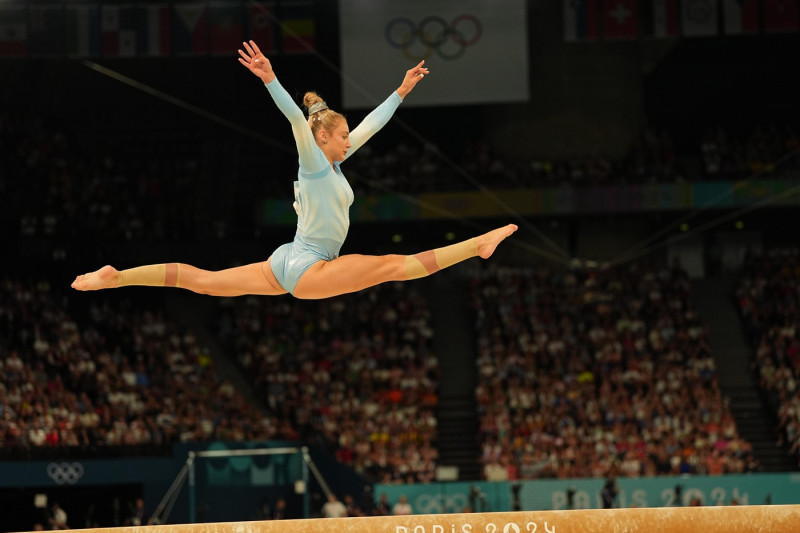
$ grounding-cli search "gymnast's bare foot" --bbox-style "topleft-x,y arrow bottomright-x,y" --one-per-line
477,224 -> 518,259
71,265 -> 119,291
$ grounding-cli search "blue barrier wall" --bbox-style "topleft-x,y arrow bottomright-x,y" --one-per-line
375,473 -> 800,514
373,481 -> 512,515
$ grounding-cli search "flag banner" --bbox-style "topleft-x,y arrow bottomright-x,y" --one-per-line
681,0 -> 719,36
340,0 -> 529,109
101,4 -> 142,57
65,4 -> 101,57
245,2 -> 275,52
564,0 -> 599,41
722,0 -> 760,34
29,5 -> 65,57
763,0 -> 799,32
280,0 -> 314,53
173,3 -> 209,54
602,0 -> 637,39
0,6 -> 28,57
209,3 -> 243,55
651,0 -> 679,37
144,4 -> 171,56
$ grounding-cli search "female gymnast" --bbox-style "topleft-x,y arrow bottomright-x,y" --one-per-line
71,40 -> 517,299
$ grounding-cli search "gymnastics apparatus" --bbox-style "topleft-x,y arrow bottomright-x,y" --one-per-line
19,504 -> 800,533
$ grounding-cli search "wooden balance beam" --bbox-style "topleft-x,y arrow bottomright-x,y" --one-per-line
24,505 -> 800,533
26,505 -> 800,533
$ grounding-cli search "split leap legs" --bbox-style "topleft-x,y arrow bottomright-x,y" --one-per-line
71,224 -> 518,299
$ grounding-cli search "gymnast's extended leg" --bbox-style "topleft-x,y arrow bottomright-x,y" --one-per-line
71,261 -> 287,297
293,224 -> 517,299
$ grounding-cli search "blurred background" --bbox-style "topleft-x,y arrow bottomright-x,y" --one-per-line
1,0 -> 800,531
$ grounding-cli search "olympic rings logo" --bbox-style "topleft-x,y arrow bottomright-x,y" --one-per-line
47,462 -> 84,485
385,15 -> 482,61
412,492 -> 470,514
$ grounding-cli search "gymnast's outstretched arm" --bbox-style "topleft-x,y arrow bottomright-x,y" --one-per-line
237,40 -> 328,175
345,60 -> 428,160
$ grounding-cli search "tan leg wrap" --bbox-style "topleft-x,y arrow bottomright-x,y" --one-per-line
404,239 -> 478,280
117,263 -> 180,288
434,238 -> 478,269
404,255 -> 430,280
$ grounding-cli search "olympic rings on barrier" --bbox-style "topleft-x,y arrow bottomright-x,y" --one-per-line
385,14 -> 482,62
413,492 -> 471,514
47,462 -> 84,485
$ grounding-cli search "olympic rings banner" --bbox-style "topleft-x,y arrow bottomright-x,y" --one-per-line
0,457 -> 173,488
339,0 -> 529,109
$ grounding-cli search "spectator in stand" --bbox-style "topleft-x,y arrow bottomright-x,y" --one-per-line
374,493 -> 391,516
359,486 -> 375,517
392,495 -> 413,516
321,494 -> 347,518
272,498 -> 287,520
48,502 -> 68,530
128,498 -> 149,526
600,479 -> 618,509
343,494 -> 362,517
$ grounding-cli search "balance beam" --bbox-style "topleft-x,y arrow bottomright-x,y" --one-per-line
28,505 -> 800,533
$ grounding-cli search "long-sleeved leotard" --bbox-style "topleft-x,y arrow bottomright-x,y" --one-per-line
265,77 -> 403,294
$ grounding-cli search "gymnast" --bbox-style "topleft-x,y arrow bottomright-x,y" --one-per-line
72,40 -> 517,299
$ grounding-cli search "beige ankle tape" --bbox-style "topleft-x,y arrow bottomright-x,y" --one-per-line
117,263 -> 180,287
433,238 -> 478,269
404,239 -> 478,280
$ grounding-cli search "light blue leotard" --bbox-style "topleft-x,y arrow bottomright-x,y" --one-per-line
266,78 -> 403,294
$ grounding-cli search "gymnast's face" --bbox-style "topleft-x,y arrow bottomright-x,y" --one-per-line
320,119 -> 351,162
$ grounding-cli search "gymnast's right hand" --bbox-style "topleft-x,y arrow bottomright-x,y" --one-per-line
238,40 -> 276,84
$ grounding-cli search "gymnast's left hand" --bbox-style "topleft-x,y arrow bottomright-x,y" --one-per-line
396,60 -> 430,99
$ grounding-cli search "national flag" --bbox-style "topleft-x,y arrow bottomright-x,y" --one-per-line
144,5 -> 171,56
564,0 -> 599,41
0,7 -> 28,57
173,3 -> 209,55
65,5 -> 101,57
602,0 -> 637,39
246,2 -> 275,52
280,0 -> 314,53
209,3 -> 243,55
29,5 -> 65,57
682,0 -> 718,37
652,0 -> 679,37
101,5 -> 141,57
722,0 -> 760,34
763,0 -> 799,32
